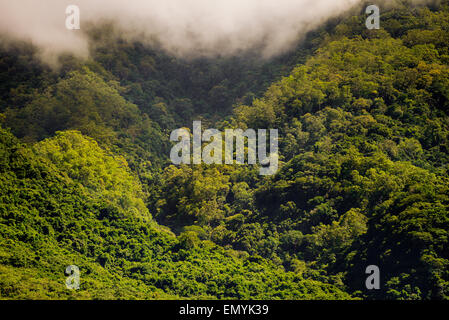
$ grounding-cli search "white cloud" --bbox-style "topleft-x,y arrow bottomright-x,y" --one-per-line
0,0 -> 376,62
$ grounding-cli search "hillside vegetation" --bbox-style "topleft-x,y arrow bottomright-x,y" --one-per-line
0,0 -> 449,299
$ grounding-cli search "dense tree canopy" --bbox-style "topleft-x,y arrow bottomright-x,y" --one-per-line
0,0 -> 449,300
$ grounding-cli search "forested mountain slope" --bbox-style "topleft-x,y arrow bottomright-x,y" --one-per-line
0,127 -> 349,299
0,0 -> 448,300
151,2 -> 449,299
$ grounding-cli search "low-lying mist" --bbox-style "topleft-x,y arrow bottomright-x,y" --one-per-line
0,0 -> 440,64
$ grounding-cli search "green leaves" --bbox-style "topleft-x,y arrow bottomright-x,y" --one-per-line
33,131 -> 150,220
0,125 -> 349,300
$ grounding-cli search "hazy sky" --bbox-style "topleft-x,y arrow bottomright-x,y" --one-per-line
0,0 -> 430,63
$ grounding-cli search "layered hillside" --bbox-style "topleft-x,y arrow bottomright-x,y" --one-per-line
0,0 -> 448,300
0,127 -> 349,299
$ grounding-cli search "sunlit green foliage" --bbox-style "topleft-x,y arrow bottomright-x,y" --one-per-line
0,126 -> 349,299
1,0 -> 449,300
